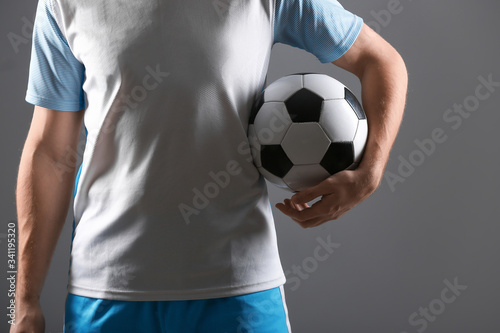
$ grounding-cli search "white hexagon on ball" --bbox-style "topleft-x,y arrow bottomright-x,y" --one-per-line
253,102 -> 292,145
283,164 -> 331,192
281,123 -> 331,165
264,75 -> 303,102
319,99 -> 359,142
303,73 -> 346,100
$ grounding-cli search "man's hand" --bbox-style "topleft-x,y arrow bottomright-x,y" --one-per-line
276,23 -> 408,227
276,166 -> 380,228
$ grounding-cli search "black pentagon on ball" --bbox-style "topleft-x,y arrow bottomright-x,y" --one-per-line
261,145 -> 293,178
344,88 -> 366,120
320,142 -> 355,175
285,88 -> 323,123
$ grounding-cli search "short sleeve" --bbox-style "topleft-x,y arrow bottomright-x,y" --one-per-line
26,0 -> 85,111
273,0 -> 363,63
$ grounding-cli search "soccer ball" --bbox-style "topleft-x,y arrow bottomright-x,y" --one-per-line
248,73 -> 368,192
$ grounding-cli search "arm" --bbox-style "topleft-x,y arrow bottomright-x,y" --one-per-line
11,106 -> 83,333
276,24 -> 408,228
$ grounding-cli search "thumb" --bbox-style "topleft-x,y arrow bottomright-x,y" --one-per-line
291,178 -> 332,205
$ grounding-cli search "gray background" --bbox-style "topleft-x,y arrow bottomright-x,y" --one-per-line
1,0 -> 499,332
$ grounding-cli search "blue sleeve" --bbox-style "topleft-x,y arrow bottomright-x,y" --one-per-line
273,0 -> 363,63
26,0 -> 85,111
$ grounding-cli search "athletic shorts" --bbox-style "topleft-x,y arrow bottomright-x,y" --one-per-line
63,286 -> 291,333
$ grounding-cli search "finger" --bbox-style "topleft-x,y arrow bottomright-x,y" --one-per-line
276,199 -> 310,221
299,207 -> 350,228
277,201 -> 342,227
295,202 -> 309,211
289,199 -> 308,211
275,200 -> 296,216
284,198 -> 309,212
284,197 -> 333,222
275,207 -> 304,226
291,178 -> 333,205
284,198 -> 296,211
277,196 -> 333,222
275,202 -> 287,213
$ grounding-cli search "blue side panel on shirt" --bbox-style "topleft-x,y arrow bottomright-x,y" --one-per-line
26,0 -> 85,111
74,163 -> 83,197
273,0 -> 363,63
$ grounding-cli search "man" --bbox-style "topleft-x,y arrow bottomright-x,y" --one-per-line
12,0 -> 407,331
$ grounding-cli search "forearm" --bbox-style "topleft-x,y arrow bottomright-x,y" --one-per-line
357,49 -> 408,183
15,141 -> 76,303
277,25 -> 408,226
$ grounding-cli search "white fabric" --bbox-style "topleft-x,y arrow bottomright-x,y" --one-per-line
65,0 -> 282,301
26,0 -> 362,301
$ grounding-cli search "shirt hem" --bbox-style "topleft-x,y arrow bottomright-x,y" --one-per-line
26,93 -> 84,111
318,16 -> 364,63
67,276 -> 287,301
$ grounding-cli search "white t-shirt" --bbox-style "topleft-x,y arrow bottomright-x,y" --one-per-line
27,0 -> 363,301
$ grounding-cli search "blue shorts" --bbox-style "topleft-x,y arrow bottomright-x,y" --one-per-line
64,286 -> 291,333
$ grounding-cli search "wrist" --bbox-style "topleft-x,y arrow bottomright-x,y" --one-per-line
356,159 -> 385,191
15,291 -> 41,304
